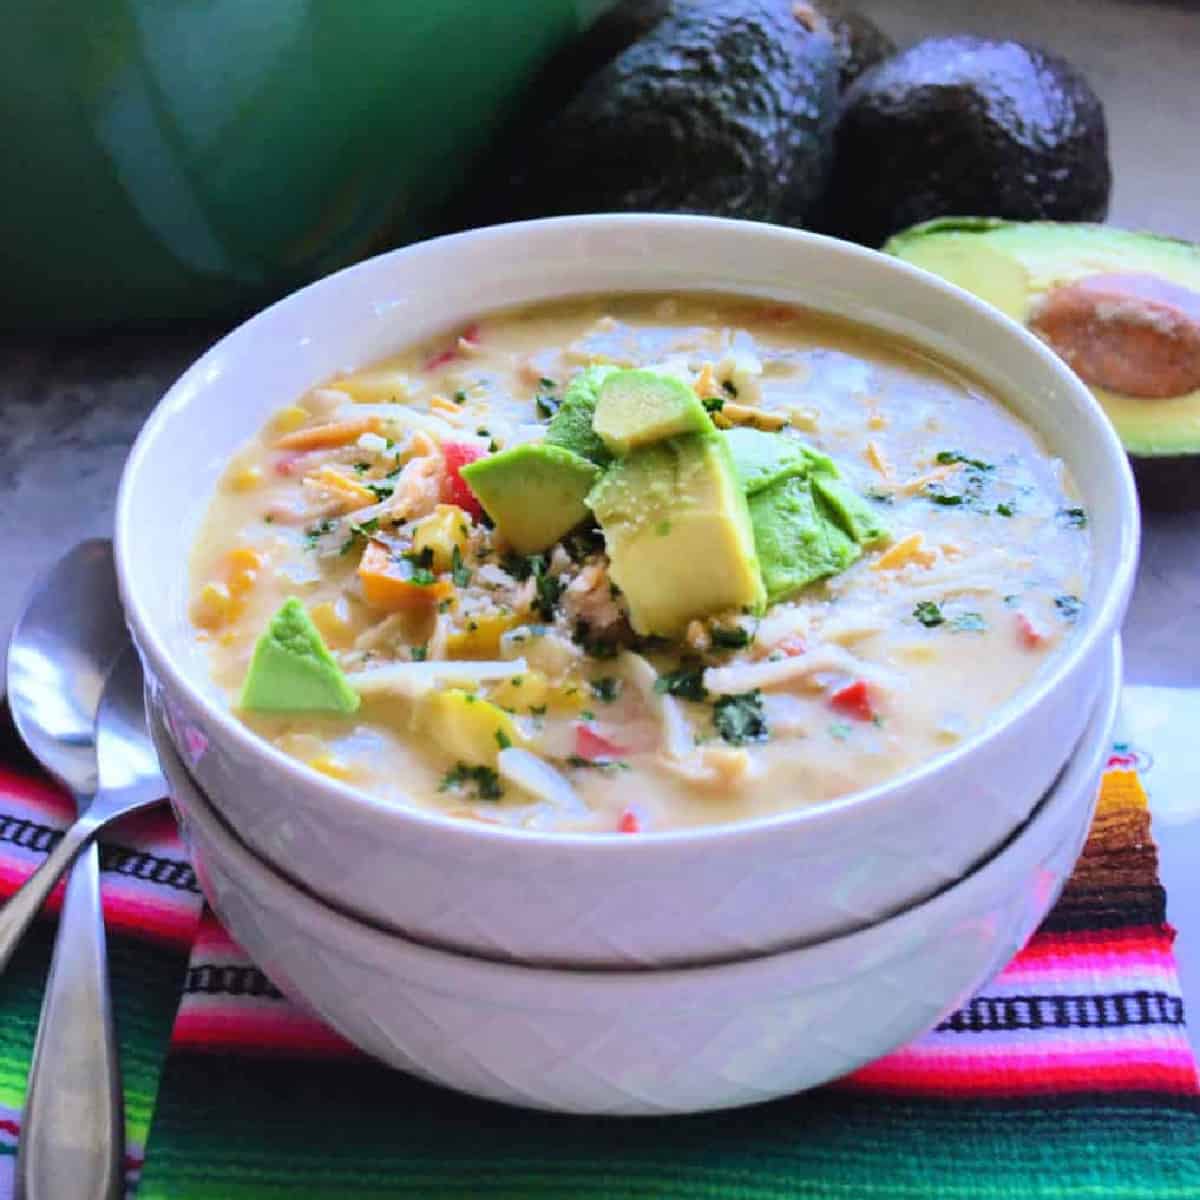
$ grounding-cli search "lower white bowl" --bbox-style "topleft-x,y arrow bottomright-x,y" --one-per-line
157,640 -> 1120,1116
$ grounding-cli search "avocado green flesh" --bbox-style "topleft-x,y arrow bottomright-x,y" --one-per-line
546,365 -> 617,465
886,218 -> 1200,459
593,368 -> 712,454
750,477 -> 860,604
812,475 -> 888,546
239,598 -> 360,715
461,443 -> 600,554
723,426 -> 835,494
587,433 -> 765,638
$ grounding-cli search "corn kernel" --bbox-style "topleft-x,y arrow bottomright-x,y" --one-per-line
867,411 -> 887,431
488,669 -> 551,711
225,464 -> 264,492
192,582 -> 233,630
270,405 -> 310,434
309,599 -> 356,648
226,547 -> 262,596
307,754 -> 356,782
411,504 -> 471,574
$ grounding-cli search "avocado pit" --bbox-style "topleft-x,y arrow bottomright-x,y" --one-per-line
1030,272 -> 1200,399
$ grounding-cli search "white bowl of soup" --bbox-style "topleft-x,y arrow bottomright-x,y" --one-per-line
116,215 -> 1138,967
154,640 -> 1119,1114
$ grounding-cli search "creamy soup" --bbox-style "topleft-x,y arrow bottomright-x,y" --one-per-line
190,294 -> 1089,833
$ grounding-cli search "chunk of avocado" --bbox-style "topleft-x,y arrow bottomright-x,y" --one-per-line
471,2 -> 838,229
823,37 -> 1110,247
795,1 -> 896,91
588,433 -> 765,637
812,475 -> 888,546
239,598 -> 359,714
545,365 -> 616,465
593,369 -> 712,455
886,218 -> 1200,509
750,476 -> 860,604
723,427 -> 836,495
461,443 -> 601,554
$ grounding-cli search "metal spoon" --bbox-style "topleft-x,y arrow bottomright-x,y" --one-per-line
3,542 -> 152,1200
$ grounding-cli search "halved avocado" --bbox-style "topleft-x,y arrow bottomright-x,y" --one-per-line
886,218 -> 1200,510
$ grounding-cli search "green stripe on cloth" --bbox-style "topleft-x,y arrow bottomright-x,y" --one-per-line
138,1056 -> 1200,1200
0,920 -> 191,1150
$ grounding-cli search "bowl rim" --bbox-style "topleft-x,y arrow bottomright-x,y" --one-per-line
117,213 -> 1140,853
156,638 -> 1120,990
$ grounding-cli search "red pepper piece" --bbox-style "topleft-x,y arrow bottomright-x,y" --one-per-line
1016,612 -> 1047,650
574,724 -> 629,761
618,808 -> 641,834
830,679 -> 874,722
423,323 -> 482,372
441,441 -> 485,520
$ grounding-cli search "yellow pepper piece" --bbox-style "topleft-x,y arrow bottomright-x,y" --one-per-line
358,541 -> 453,611
421,689 -> 528,767
226,546 -> 263,596
446,609 -> 519,658
429,394 -> 460,415
309,465 -> 377,511
226,464 -> 264,492
328,368 -> 413,404
488,670 -> 551,712
411,504 -> 471,574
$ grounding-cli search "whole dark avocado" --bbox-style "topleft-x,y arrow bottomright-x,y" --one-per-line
476,1 -> 840,227
887,218 -> 1200,511
793,0 -> 896,90
823,37 -> 1111,247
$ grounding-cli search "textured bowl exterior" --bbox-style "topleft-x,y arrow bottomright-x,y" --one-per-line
118,215 -> 1139,967
156,642 -> 1119,1116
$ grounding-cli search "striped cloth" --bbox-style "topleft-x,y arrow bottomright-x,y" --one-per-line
0,757 -> 1197,1198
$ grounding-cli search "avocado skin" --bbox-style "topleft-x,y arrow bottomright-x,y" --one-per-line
799,0 -> 896,91
475,1 -> 839,227
823,37 -> 1111,247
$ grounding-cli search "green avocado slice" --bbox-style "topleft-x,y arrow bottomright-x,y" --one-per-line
749,476 -> 860,604
886,218 -> 1200,508
545,365 -> 617,465
592,368 -> 712,455
239,598 -> 360,715
460,443 -> 600,554
812,475 -> 889,546
723,426 -> 837,494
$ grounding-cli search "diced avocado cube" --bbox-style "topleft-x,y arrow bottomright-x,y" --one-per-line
588,432 -> 765,637
592,368 -> 713,455
812,475 -> 889,546
461,443 -> 601,554
749,476 -> 860,603
546,365 -> 617,465
239,598 -> 360,714
723,427 -> 837,494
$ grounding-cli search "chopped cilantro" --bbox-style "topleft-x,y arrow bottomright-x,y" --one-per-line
722,379 -> 738,397
654,666 -> 708,702
867,490 -> 895,505
702,396 -> 725,413
410,567 -> 436,586
451,545 -> 471,587
995,502 -> 1015,517
539,377 -> 557,390
936,450 -> 994,472
352,461 -> 370,474
411,645 -> 428,661
950,611 -> 986,633
535,392 -> 559,419
566,755 -> 629,773
495,729 -> 512,750
366,482 -> 394,501
438,763 -> 503,802
1058,507 -> 1088,529
263,514 -> 275,524
829,721 -> 852,741
476,427 -> 490,438
925,486 -> 964,507
304,518 -> 336,550
453,390 -> 467,405
713,691 -> 768,745
579,709 -> 595,722
529,704 -> 547,718
590,677 -> 622,703
1055,594 -> 1084,622
711,625 -> 751,650
573,620 -> 618,659
913,600 -> 945,628
339,517 -> 379,555
405,545 -> 435,569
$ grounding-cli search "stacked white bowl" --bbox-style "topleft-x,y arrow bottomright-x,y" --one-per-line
116,217 -> 1139,1113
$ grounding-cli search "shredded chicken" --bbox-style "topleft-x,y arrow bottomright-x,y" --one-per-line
704,643 -> 900,695
562,561 -> 623,634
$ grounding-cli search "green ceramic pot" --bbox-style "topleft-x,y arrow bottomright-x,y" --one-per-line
2,1 -> 611,328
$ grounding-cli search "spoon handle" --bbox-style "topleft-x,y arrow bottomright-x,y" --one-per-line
0,813 -> 101,975
16,844 -> 123,1200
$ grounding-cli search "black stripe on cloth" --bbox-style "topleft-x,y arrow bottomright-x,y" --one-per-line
0,812 -> 199,893
184,963 -> 283,1000
1038,887 -> 1168,933
937,990 -> 1185,1034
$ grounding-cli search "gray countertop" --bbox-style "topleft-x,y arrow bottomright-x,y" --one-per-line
1,0 -> 1198,1042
